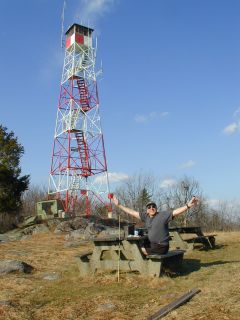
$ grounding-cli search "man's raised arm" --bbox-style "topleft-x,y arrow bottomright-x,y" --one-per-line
112,195 -> 140,219
172,196 -> 200,217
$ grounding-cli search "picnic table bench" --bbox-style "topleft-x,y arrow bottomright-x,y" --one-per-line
169,226 -> 216,250
76,235 -> 185,277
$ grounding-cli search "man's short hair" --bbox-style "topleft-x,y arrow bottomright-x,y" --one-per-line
146,201 -> 157,208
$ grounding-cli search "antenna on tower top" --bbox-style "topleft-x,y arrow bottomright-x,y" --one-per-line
61,0 -> 66,49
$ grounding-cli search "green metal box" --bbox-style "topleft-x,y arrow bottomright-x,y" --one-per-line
36,200 -> 64,220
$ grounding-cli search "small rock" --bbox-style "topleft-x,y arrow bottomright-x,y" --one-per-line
0,300 -> 12,306
84,223 -> 105,240
54,221 -> 73,233
0,234 -> 9,242
71,217 -> 88,230
97,303 -> 116,311
0,260 -> 34,274
17,216 -> 40,229
65,229 -> 85,240
31,224 -> 50,235
43,272 -> 60,280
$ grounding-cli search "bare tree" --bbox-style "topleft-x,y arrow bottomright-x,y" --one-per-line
114,171 -> 161,221
161,176 -> 206,227
113,172 -> 240,231
20,184 -> 48,217
207,200 -> 240,231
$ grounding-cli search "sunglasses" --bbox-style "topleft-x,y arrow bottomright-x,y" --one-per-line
147,205 -> 156,209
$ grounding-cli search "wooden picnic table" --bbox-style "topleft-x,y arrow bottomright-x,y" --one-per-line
169,226 -> 203,236
76,235 -> 184,277
169,226 -> 216,250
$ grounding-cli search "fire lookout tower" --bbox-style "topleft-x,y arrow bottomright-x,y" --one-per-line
48,23 -> 112,216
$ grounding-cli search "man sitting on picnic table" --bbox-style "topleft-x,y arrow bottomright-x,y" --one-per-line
112,195 -> 200,255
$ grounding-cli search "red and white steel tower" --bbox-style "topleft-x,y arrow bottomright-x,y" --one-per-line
48,23 -> 112,216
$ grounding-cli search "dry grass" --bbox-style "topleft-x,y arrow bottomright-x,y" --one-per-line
0,232 -> 240,319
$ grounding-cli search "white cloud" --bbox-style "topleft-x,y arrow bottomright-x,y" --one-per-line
94,172 -> 128,184
160,178 -> 176,188
223,108 -> 240,135
223,122 -> 239,135
108,172 -> 129,183
160,112 -> 169,117
180,160 -> 196,169
76,0 -> 117,25
134,111 -> 169,124
134,114 -> 148,123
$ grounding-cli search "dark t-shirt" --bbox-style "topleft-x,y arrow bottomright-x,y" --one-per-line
139,210 -> 173,245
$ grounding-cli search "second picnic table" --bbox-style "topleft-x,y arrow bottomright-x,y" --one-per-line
169,226 -> 216,250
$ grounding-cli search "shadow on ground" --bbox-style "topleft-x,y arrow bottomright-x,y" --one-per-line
178,258 -> 240,276
197,244 -> 225,251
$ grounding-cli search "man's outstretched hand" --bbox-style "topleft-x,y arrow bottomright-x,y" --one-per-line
187,196 -> 200,208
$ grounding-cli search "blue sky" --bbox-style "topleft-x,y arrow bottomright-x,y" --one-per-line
1,0 -> 240,204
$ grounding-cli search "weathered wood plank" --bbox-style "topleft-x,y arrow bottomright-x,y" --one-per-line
147,288 -> 201,320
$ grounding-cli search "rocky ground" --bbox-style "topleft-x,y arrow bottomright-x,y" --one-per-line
0,218 -> 239,320
0,215 -> 127,246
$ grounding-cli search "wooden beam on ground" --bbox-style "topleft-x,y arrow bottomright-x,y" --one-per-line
147,288 -> 201,320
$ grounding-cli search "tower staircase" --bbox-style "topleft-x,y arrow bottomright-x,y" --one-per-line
75,130 -> 91,177
77,77 -> 90,112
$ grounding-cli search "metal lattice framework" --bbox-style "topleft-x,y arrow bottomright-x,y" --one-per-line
48,24 -> 112,215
